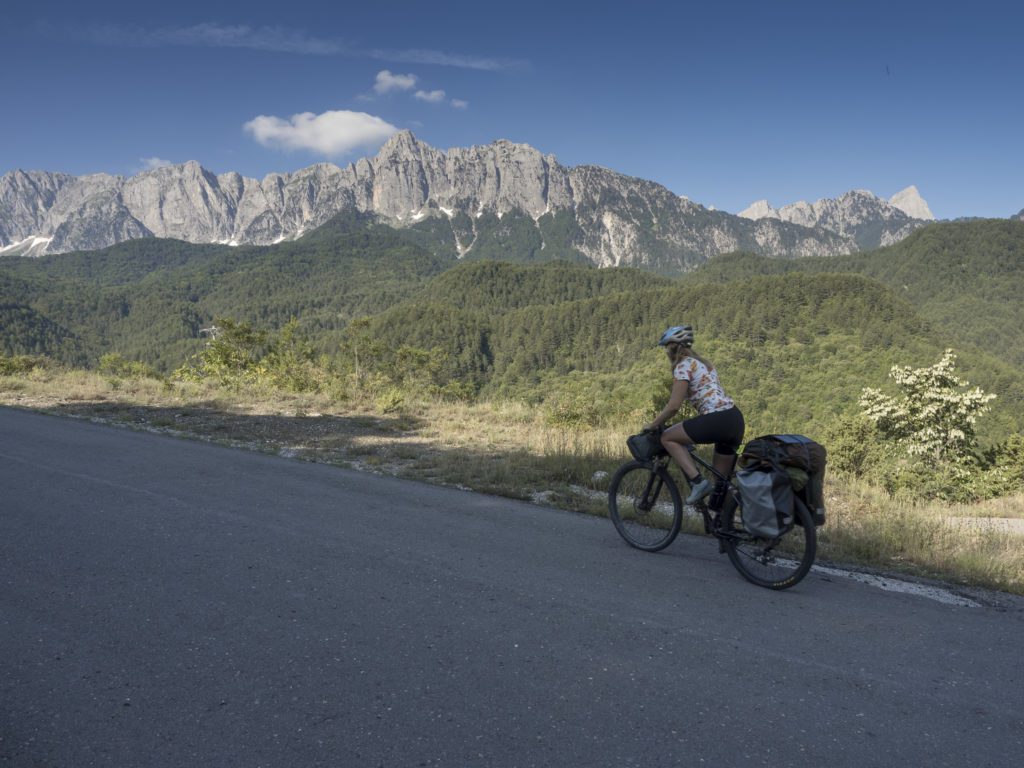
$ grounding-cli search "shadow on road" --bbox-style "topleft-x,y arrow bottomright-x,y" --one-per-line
17,401 -> 618,514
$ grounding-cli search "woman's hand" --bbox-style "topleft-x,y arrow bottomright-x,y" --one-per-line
645,381 -> 688,433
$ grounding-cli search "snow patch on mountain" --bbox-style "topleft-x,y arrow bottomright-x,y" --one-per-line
0,235 -> 52,257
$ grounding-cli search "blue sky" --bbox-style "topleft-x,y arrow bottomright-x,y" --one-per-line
2,0 -> 1021,219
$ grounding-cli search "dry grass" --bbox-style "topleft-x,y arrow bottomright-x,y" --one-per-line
3,369 -> 1022,594
944,493 -> 1024,519
817,479 -> 1024,593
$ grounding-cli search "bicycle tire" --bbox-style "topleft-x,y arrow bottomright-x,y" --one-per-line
722,496 -> 817,590
608,460 -> 682,552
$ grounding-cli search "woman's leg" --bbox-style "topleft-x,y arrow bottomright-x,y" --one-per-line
710,409 -> 744,479
712,450 -> 737,479
660,423 -> 700,480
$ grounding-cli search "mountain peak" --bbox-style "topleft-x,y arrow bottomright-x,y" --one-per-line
379,129 -> 421,151
738,199 -> 776,219
889,185 -> 935,220
139,159 -> 204,177
491,138 -> 527,148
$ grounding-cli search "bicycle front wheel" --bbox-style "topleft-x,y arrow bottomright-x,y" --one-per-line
608,461 -> 682,552
722,497 -> 817,590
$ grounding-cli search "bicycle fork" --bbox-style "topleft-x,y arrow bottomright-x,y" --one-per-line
638,472 -> 663,512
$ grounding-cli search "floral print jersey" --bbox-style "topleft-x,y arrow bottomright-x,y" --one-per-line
673,357 -> 735,415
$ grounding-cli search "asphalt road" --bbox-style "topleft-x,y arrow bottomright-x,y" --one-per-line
2,406 -> 1022,767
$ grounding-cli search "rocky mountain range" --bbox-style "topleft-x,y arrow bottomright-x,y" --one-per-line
1,132 -> 937,270
738,187 -> 933,250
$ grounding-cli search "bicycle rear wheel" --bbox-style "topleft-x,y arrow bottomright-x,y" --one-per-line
722,496 -> 817,589
608,460 -> 682,552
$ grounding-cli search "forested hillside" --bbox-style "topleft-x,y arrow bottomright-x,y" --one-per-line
0,213 -> 454,369
689,220 -> 1024,367
408,261 -> 673,311
364,266 -> 1022,440
2,214 -> 1022,441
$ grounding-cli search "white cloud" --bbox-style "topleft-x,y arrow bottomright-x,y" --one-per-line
370,47 -> 527,71
70,22 -> 526,70
243,110 -> 399,156
83,22 -> 343,55
140,157 -> 173,170
414,89 -> 446,103
374,70 -> 417,94
450,99 -> 469,110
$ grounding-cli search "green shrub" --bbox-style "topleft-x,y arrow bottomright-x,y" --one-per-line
884,459 -> 960,502
879,452 -> 1019,503
98,353 -> 158,380
173,318 -> 274,388
980,435 -> 1024,497
0,355 -> 47,375
823,414 -> 890,478
436,379 -> 477,403
375,387 -> 405,414
545,389 -> 598,427
263,319 -> 325,393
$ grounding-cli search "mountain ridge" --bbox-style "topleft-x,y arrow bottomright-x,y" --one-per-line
0,132 -> 929,269
738,187 -> 932,249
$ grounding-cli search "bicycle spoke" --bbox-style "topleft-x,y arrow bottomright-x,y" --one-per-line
608,462 -> 682,552
723,501 -> 817,589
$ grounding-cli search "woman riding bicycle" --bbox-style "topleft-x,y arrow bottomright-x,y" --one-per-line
642,325 -> 745,504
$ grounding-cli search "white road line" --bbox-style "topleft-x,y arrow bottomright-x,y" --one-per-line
812,564 -> 981,607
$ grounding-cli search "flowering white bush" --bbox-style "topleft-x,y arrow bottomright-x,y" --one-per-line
859,350 -> 995,460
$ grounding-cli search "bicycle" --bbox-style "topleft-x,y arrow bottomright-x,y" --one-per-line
607,438 -> 817,590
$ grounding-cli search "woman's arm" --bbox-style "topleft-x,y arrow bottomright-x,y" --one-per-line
644,379 -> 689,430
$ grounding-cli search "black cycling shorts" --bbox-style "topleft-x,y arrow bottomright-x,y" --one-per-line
682,406 -> 745,455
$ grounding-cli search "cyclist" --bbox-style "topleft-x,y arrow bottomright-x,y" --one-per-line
642,325 -> 745,503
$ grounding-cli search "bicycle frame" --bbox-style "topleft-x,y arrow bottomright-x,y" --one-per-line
655,447 -> 747,539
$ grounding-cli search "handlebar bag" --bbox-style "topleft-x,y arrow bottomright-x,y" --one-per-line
627,432 -> 667,462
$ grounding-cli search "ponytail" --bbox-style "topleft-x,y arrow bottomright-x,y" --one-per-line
668,344 -> 714,372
